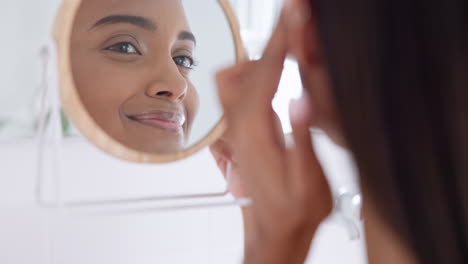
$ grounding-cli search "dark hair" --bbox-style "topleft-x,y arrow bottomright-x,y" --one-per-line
314,0 -> 467,262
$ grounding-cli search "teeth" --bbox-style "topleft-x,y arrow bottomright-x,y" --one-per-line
178,114 -> 186,126
161,112 -> 186,126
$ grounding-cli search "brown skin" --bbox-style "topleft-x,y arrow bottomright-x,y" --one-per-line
210,113 -> 284,198
213,0 -> 418,263
210,112 -> 285,249
71,0 -> 200,154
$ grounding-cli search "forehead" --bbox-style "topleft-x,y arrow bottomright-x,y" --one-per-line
75,0 -> 189,31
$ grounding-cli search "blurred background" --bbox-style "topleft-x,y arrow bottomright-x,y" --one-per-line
0,0 -> 365,263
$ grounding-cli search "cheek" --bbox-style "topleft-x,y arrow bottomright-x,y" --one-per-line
76,67 -> 126,109
72,57 -> 142,128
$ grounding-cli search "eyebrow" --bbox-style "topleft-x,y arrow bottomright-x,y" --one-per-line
92,15 -> 157,31
178,31 -> 197,46
92,15 -> 196,45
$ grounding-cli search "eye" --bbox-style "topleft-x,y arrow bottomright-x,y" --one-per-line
173,56 -> 195,69
105,42 -> 141,55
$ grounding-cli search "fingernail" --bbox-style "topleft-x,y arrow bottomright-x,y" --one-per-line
284,0 -> 311,27
289,93 -> 313,125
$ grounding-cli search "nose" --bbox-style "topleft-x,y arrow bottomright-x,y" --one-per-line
145,64 -> 188,102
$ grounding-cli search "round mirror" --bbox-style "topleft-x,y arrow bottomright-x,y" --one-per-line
55,0 -> 244,163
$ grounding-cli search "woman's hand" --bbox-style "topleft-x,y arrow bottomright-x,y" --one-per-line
210,130 -> 246,198
210,113 -> 285,248
215,6 -> 333,264
210,114 -> 284,199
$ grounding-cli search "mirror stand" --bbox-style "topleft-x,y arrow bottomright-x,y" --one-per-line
36,39 -> 64,208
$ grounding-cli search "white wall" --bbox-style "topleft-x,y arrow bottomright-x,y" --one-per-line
0,0 -> 61,139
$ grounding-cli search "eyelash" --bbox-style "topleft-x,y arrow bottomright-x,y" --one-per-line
105,42 -> 142,55
104,42 -> 198,70
173,55 -> 198,70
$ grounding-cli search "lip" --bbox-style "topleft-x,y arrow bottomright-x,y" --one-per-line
127,111 -> 186,132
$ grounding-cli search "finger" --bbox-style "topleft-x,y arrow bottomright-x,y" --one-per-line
233,17 -> 289,151
215,19 -> 291,196
260,11 -> 288,68
236,112 -> 287,194
287,94 -> 328,202
216,64 -> 282,156
232,105 -> 287,198
218,63 -> 285,153
252,12 -> 289,107
216,61 -> 252,115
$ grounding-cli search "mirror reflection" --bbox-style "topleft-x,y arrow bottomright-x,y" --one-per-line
70,0 -> 234,155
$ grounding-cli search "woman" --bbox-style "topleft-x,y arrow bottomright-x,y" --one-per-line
71,0 -> 200,154
214,0 -> 468,263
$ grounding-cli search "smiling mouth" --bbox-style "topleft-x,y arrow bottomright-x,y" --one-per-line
127,111 -> 186,132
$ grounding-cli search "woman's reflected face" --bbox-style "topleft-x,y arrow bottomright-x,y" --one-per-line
71,0 -> 200,154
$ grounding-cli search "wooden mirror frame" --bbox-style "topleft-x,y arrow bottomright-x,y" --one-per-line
53,0 -> 245,163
